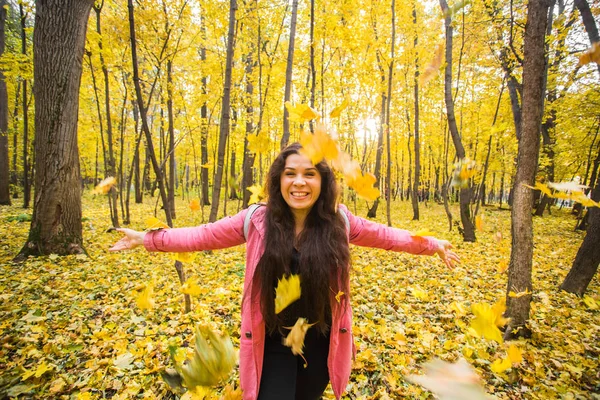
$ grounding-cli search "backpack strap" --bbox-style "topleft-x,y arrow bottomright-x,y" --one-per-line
244,203 -> 263,240
338,208 -> 350,233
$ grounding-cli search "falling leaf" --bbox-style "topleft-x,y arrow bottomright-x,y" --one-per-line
283,318 -> 317,367
405,358 -> 490,400
571,192 -> 600,208
172,252 -> 195,264
189,200 -> 201,212
547,181 -> 587,193
329,98 -> 349,118
136,284 -> 155,310
173,325 -> 238,388
411,229 -> 435,237
451,158 -> 477,188
335,291 -> 344,303
247,184 -> 265,205
490,356 -> 512,374
247,133 -> 272,154
347,172 -> 380,201
507,344 -> 523,364
577,42 -> 600,66
145,217 -> 169,230
475,215 -> 484,232
285,101 -> 319,123
509,287 -> 532,298
420,43 -> 444,86
274,274 -> 301,314
470,300 -> 508,344
92,177 -> 117,194
181,278 -> 203,296
497,260 -> 508,274
523,182 -> 552,197
299,125 -> 339,165
220,384 -> 243,400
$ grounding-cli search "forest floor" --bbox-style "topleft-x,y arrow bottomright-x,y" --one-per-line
0,195 -> 598,399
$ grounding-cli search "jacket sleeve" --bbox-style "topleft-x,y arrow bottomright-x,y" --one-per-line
339,204 -> 439,256
144,209 -> 248,252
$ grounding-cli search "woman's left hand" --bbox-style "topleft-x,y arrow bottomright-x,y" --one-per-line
435,239 -> 459,269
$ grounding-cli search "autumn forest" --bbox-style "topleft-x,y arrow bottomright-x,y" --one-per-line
0,0 -> 599,398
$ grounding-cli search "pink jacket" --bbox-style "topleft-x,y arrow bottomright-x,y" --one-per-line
144,204 -> 440,399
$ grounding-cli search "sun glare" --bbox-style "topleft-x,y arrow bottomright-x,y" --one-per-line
354,117 -> 379,143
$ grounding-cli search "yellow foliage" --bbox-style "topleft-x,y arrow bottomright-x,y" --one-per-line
247,185 -> 265,205
490,356 -> 512,374
175,325 -> 237,388
419,43 -> 444,86
283,318 -> 317,367
470,300 -> 508,344
145,217 -> 169,230
274,274 -> 301,314
346,172 -> 380,201
135,284 -> 155,310
181,278 -> 203,296
507,344 -> 523,364
285,101 -> 319,123
299,125 -> 339,166
92,177 -> 117,195
411,229 -> 435,237
189,200 -> 201,212
508,287 -> 532,298
329,98 -> 349,118
577,42 -> 600,66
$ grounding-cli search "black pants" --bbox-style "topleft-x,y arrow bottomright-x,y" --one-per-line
257,329 -> 330,400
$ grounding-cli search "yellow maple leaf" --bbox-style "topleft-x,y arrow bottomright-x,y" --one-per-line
181,278 -> 202,296
492,299 -> 510,327
470,301 -> 507,344
299,125 -> 339,165
92,176 -> 117,194
347,172 -> 380,201
220,384 -> 243,400
571,192 -> 600,208
136,284 -> 155,310
523,182 -> 552,197
285,101 -> 319,123
247,132 -> 272,154
490,356 -> 512,374
507,344 -> 523,364
411,229 -> 435,237
577,42 -> 600,66
508,287 -> 532,298
475,215 -> 484,232
329,98 -> 349,118
450,301 -> 467,317
335,290 -> 344,303
283,317 -> 317,367
172,252 -> 195,264
274,274 -> 301,314
145,216 -> 169,230
175,325 -> 238,388
189,199 -> 201,212
451,158 -> 477,188
497,260 -> 508,274
247,184 -> 265,205
419,43 -> 444,86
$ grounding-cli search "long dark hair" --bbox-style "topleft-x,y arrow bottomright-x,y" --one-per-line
255,143 -> 350,335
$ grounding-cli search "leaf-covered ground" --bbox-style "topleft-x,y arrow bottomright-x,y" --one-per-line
1,196 -> 598,399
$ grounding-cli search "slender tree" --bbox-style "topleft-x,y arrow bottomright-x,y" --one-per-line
440,0 -> 476,242
411,2 -> 420,220
20,2 -> 30,208
16,0 -> 94,259
0,0 -> 9,205
504,0 -> 551,340
280,0 -> 298,149
209,0 -> 237,222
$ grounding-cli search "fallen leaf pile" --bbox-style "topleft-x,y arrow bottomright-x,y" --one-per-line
0,196 -> 598,399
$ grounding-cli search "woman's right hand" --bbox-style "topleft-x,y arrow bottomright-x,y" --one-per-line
109,228 -> 146,251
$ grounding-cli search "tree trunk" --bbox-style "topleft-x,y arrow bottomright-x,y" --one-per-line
94,3 -> 119,227
309,0 -> 316,133
386,0 -> 395,227
504,0 -> 550,340
411,2 -> 420,221
560,172 -> 600,295
167,60 -> 176,219
15,0 -> 94,260
21,3 -> 31,208
440,0 -> 476,242
128,0 -> 172,226
209,0 -> 237,222
280,0 -> 299,149
0,0 -> 10,205
242,52 -> 255,208
200,17 -> 210,207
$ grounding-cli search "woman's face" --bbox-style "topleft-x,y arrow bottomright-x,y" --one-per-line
280,153 -> 322,218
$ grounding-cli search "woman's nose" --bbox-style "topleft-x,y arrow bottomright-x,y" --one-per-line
293,176 -> 305,185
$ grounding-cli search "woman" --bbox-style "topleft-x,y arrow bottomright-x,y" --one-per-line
111,143 -> 459,400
